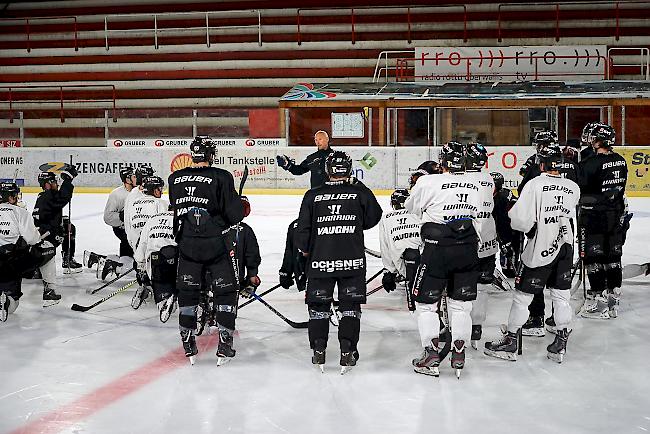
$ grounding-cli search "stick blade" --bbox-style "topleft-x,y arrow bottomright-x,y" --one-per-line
291,321 -> 309,329
71,303 -> 91,312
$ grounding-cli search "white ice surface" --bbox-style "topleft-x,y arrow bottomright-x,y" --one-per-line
1,194 -> 650,434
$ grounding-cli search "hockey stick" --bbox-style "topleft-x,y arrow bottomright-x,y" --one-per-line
89,266 -> 135,294
364,247 -> 381,258
71,279 -> 138,312
366,267 -> 385,284
366,284 -> 385,296
492,268 -> 514,292
238,283 -> 281,309
249,292 -> 308,329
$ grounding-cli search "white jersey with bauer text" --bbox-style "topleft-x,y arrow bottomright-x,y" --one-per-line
378,209 -> 421,277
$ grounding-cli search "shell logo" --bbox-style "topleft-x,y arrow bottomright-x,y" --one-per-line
170,153 -> 192,172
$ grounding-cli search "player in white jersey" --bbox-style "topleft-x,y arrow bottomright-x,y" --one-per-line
405,142 -> 482,378
378,189 -> 421,311
125,175 -> 169,251
464,143 -> 499,350
103,167 -> 137,260
123,166 -> 155,249
134,208 -> 176,319
0,182 -> 59,320
484,145 -> 580,363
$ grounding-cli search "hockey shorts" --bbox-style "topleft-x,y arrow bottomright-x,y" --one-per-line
150,245 -> 177,304
581,209 -> 624,263
305,275 -> 366,305
0,241 -> 55,298
478,255 -> 496,284
176,253 -> 237,308
515,243 -> 573,295
413,221 -> 479,304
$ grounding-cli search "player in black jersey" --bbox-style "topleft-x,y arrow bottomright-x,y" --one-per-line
296,150 -> 382,374
578,124 -> 628,320
279,219 -> 307,292
491,172 -> 519,278
168,136 -> 244,364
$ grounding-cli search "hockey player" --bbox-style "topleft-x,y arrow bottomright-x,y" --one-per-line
491,172 -> 519,278
277,130 -> 334,188
296,150 -> 382,373
279,218 -> 306,292
408,160 -> 442,189
103,167 -> 137,260
484,145 -> 579,363
580,122 -> 599,161
518,130 -> 559,194
134,201 -> 177,320
123,166 -> 156,250
378,189 -> 421,310
33,165 -> 81,273
223,196 -> 261,299
0,182 -> 59,318
578,123 -> 628,319
168,136 -> 244,365
405,142 -> 483,378
465,142 -> 498,350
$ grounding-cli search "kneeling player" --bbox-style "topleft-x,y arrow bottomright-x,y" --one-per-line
484,146 -> 579,363
0,182 -> 59,320
406,142 -> 484,378
296,151 -> 382,374
378,189 -> 421,311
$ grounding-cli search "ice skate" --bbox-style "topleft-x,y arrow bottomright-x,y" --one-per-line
579,292 -> 611,319
545,316 -> 557,334
100,258 -> 123,281
339,339 -> 356,375
521,315 -> 545,337
83,250 -> 105,270
484,330 -> 518,361
216,329 -> 236,366
607,290 -> 621,318
181,329 -> 198,365
62,254 -> 82,274
0,292 -> 8,322
130,285 -> 150,310
471,324 -> 482,350
158,295 -> 177,323
451,340 -> 466,379
312,339 -> 326,373
42,282 -> 61,307
412,344 -> 440,377
547,328 -> 571,363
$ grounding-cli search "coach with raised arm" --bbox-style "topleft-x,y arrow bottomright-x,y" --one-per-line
276,130 -> 334,189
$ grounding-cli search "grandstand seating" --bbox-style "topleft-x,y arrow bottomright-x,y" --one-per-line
1,1 -> 649,146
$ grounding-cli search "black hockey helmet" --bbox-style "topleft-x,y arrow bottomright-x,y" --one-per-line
417,160 -> 442,175
466,142 -> 488,171
119,166 -> 135,183
134,166 -> 155,185
325,150 -> 352,179
537,144 -> 564,172
439,141 -> 466,172
390,188 -> 410,210
190,135 -> 216,164
588,123 -> 615,149
408,169 -> 428,189
143,175 -> 164,195
532,130 -> 559,151
0,182 -> 20,203
38,171 -> 57,188
490,172 -> 505,191
581,122 -> 599,145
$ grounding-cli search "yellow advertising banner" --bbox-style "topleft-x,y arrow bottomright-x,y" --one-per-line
617,147 -> 650,196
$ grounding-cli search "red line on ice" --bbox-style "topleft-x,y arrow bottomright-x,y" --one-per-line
10,334 -> 218,434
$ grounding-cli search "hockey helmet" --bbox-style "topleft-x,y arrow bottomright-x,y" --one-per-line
134,166 -> 155,185
580,122 -> 599,145
0,182 -> 20,203
439,141 -> 466,172
532,130 -> 559,151
466,142 -> 488,171
143,175 -> 164,195
38,171 -> 57,188
537,144 -> 564,172
325,150 -> 352,179
119,166 -> 135,183
241,195 -> 251,217
490,172 -> 505,191
408,169 -> 428,189
190,135 -> 216,164
417,160 -> 442,175
390,189 -> 410,210
588,123 -> 615,149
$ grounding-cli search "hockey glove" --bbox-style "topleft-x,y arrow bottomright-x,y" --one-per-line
500,242 -> 514,261
382,271 -> 397,293
240,276 -> 260,299
279,271 -> 294,289
60,163 -> 79,182
276,155 -> 294,170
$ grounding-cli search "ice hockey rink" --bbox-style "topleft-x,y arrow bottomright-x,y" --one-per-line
2,192 -> 649,434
